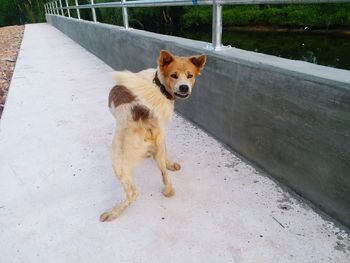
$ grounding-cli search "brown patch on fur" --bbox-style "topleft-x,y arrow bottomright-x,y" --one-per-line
108,85 -> 136,107
131,104 -> 150,121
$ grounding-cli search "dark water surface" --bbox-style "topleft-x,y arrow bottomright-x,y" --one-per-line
152,27 -> 350,71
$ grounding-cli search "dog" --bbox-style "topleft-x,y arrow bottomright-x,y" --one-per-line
100,50 -> 206,222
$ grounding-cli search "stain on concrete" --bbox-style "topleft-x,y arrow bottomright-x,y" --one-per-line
334,241 -> 348,253
277,193 -> 294,204
278,204 -> 292,211
224,162 -> 238,169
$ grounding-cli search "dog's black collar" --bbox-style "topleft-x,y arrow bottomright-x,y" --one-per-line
153,71 -> 174,101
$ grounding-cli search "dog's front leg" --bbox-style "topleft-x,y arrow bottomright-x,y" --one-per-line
153,132 -> 175,197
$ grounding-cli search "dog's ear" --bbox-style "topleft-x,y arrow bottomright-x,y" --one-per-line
159,50 -> 174,67
189,54 -> 206,71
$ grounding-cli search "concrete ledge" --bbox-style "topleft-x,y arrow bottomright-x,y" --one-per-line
46,15 -> 350,228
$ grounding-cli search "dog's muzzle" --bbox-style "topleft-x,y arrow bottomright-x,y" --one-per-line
175,85 -> 190,99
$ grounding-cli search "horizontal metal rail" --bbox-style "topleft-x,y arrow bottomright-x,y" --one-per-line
44,0 -> 350,50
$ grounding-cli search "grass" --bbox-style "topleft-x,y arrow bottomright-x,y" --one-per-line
181,4 -> 350,29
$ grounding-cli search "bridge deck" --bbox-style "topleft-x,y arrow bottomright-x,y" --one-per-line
0,23 -> 349,263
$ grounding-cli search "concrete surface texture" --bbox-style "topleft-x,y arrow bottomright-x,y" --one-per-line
0,23 -> 349,263
45,15 -> 350,228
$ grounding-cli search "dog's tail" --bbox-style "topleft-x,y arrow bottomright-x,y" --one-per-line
111,70 -> 130,84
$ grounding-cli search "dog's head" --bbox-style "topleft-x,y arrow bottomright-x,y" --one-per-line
157,50 -> 206,100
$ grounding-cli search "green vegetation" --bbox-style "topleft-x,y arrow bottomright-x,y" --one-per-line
95,5 -> 183,29
1,1 -> 350,30
93,3 -> 350,30
181,4 -> 350,29
0,0 -> 45,26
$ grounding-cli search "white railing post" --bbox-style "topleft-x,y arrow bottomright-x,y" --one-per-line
51,2 -> 55,15
75,0 -> 81,19
212,0 -> 223,50
121,0 -> 129,29
65,0 -> 71,17
54,1 -> 59,15
59,0 -> 64,16
91,0 -> 97,22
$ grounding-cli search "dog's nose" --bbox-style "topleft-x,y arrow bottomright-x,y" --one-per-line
179,85 -> 189,93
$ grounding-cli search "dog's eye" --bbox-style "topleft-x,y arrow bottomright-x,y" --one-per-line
187,74 -> 193,79
170,73 -> 178,79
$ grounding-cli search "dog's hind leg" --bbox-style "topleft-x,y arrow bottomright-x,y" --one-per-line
100,164 -> 138,222
100,129 -> 141,222
153,132 -> 175,197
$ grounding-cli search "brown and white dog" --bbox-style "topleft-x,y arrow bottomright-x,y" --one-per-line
100,50 -> 206,222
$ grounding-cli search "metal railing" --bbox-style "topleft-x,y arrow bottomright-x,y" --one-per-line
44,0 -> 350,50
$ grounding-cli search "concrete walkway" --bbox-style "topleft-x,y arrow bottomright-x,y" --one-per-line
0,23 -> 349,263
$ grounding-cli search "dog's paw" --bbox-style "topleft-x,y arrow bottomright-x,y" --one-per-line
167,162 -> 181,171
100,211 -> 119,222
173,162 -> 181,171
163,186 -> 175,197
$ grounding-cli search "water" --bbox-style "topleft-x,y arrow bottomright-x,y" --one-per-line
152,27 -> 350,71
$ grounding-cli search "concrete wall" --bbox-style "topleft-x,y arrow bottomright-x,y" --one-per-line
46,15 -> 350,228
